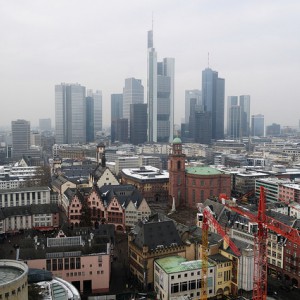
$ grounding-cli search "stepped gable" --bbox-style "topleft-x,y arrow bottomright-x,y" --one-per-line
98,184 -> 143,208
132,218 -> 183,251
64,187 -> 85,204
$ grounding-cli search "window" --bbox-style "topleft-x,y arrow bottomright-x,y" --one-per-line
46,259 -> 51,271
76,257 -> 81,269
171,283 -> 179,294
52,259 -> 57,271
70,258 -> 75,269
177,161 -> 181,170
58,258 -> 63,270
181,281 -> 188,292
64,258 -> 69,270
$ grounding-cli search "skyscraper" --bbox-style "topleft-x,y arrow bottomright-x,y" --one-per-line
227,96 -> 238,136
251,114 -> 265,137
130,103 -> 147,145
55,83 -> 86,144
240,95 -> 251,137
202,68 -> 225,140
86,89 -> 102,143
123,78 -> 144,139
111,94 -> 123,143
228,105 -> 241,139
111,94 -> 123,122
11,119 -> 30,159
147,30 -> 174,143
185,90 -> 202,124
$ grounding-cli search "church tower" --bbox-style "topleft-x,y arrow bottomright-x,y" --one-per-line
96,143 -> 106,167
168,137 -> 186,207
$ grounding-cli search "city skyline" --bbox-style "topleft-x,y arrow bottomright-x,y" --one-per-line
0,1 -> 300,128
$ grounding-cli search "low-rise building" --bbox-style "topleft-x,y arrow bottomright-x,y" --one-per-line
65,184 -> 151,231
20,230 -> 111,294
0,186 -> 51,208
120,166 -> 169,203
0,259 -> 29,300
0,203 -> 59,234
154,256 -> 215,300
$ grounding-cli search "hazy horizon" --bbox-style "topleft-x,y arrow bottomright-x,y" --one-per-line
1,0 -> 299,129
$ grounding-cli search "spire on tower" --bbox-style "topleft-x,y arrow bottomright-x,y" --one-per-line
208,52 -> 210,68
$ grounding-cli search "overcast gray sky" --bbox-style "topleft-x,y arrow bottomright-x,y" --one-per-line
0,0 -> 299,129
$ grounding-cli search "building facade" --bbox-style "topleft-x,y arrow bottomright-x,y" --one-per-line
202,68 -> 225,141
86,89 -> 102,142
154,256 -> 215,300
55,83 -> 86,144
111,93 -> 123,143
251,114 -> 264,137
120,166 -> 169,203
0,260 -> 28,300
123,78 -> 144,139
240,95 -> 251,137
11,119 -> 31,160
147,30 -> 174,143
168,138 -> 231,208
130,103 -> 147,145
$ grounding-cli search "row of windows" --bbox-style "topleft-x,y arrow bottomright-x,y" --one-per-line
65,270 -> 104,277
1,191 -> 45,201
46,257 -> 81,271
170,280 -> 213,294
0,282 -> 27,299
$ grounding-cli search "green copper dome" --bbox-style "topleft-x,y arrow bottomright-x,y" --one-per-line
172,137 -> 182,144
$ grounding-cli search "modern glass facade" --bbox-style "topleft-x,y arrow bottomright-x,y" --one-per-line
55,83 -> 86,144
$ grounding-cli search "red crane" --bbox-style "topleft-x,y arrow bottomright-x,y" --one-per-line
222,186 -> 300,300
199,206 -> 241,300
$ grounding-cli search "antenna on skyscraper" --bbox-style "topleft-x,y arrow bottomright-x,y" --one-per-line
208,52 -> 210,68
152,12 -> 154,32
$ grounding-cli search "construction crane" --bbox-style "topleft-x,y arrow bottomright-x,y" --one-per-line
198,206 -> 241,300
220,186 -> 300,300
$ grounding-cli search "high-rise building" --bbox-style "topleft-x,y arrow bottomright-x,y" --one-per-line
111,94 -> 123,122
240,95 -> 251,137
86,89 -> 102,143
227,96 -> 238,136
202,68 -> 225,141
111,119 -> 128,143
266,123 -> 281,136
39,118 -> 52,132
185,90 -> 202,124
111,94 -> 123,143
147,30 -> 174,143
55,83 -> 86,144
194,111 -> 212,144
130,103 -> 147,145
228,105 -> 241,139
227,95 -> 251,139
11,119 -> 30,159
251,114 -> 265,137
123,78 -> 144,139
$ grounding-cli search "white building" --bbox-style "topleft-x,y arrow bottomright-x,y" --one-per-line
154,256 -> 215,300
0,186 -> 51,208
